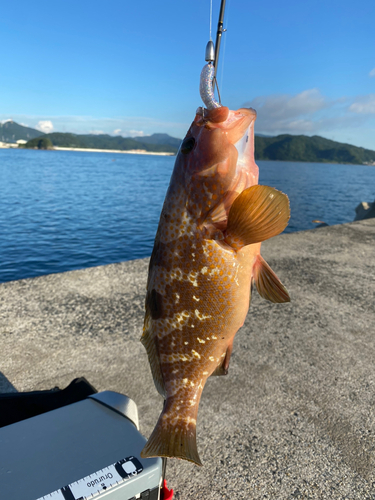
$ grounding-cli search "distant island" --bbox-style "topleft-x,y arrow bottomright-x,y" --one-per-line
255,134 -> 375,166
0,119 -> 44,143
23,132 -> 180,154
1,119 -> 375,165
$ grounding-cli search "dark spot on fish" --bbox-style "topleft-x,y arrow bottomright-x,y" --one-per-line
163,212 -> 171,222
246,135 -> 249,143
146,289 -> 164,320
181,137 -> 195,154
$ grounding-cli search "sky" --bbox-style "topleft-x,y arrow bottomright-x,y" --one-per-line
1,0 -> 375,149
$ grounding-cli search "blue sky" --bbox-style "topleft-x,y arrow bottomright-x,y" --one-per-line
1,0 -> 374,149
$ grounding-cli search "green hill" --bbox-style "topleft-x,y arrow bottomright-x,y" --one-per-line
24,133 -> 178,154
254,134 -> 375,164
0,120 -> 44,143
133,133 -> 181,149
22,127 -> 375,164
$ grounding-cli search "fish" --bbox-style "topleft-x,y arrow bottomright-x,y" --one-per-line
140,104 -> 290,466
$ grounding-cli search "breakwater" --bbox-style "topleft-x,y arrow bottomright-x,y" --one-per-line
1,220 -> 375,499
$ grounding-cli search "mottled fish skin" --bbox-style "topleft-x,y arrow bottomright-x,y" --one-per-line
141,106 -> 290,466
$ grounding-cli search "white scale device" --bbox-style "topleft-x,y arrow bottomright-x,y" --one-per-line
0,391 -> 163,500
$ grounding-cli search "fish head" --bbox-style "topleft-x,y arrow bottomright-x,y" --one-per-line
176,106 -> 259,230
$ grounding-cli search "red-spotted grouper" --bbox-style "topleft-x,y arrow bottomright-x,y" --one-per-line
141,104 -> 290,466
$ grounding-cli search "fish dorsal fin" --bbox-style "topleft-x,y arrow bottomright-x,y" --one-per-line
224,185 -> 290,250
141,311 -> 166,398
253,254 -> 290,303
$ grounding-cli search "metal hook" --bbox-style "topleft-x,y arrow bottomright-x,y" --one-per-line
200,0 -> 227,109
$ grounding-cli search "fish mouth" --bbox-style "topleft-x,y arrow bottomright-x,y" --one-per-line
226,108 -> 258,190
222,107 -> 257,145
233,109 -> 256,163
199,106 -> 257,169
195,106 -> 256,140
203,107 -> 259,232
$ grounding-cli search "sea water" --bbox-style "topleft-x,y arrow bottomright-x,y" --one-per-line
0,148 -> 374,283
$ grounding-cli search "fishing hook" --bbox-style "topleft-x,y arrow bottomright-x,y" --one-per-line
199,0 -> 227,109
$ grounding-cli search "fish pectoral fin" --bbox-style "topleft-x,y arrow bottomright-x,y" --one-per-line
141,315 -> 166,398
224,185 -> 290,250
253,255 -> 290,303
210,341 -> 233,376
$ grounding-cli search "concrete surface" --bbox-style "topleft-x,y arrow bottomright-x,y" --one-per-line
1,219 -> 375,499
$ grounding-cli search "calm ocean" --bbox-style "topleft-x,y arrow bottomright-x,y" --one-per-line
1,148 -> 374,283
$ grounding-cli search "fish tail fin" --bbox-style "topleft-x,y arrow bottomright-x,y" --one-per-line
224,185 -> 290,250
141,400 -> 202,466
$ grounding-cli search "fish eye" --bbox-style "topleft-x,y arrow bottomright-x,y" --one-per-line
181,137 -> 195,154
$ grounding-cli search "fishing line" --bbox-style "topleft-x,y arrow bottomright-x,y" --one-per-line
203,0 -> 226,106
219,0 -> 230,97
209,0 -> 213,40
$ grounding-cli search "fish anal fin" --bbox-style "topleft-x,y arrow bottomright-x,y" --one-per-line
211,341 -> 233,376
225,185 -> 290,250
141,398 -> 202,466
141,313 -> 166,398
253,255 -> 290,303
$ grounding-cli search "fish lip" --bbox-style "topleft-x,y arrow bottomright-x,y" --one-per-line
217,107 -> 257,145
225,107 -> 256,129
195,106 -> 256,133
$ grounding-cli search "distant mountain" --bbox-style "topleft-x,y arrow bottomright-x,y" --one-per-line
254,134 -> 375,165
133,133 -> 181,149
24,132 -> 178,154
0,120 -> 44,143
20,121 -> 375,165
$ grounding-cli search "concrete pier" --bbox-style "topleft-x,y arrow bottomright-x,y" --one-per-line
1,219 -> 375,499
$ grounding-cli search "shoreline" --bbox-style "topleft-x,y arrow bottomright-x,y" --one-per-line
1,142 -> 374,164
0,143 -> 175,156
53,146 -> 175,156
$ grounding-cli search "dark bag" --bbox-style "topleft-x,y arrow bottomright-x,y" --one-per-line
0,377 -> 97,428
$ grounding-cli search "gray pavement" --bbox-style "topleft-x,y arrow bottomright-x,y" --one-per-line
1,219 -> 375,499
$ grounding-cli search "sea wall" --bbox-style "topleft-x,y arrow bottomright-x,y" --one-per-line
1,219 -> 375,499
355,200 -> 375,221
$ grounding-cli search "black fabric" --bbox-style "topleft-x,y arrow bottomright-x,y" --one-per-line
0,377 -> 97,428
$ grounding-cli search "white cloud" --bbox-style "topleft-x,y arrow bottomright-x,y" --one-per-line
112,128 -> 145,137
243,89 -> 331,135
245,88 -> 327,122
36,120 -> 54,133
2,114 -> 186,138
369,68 -> 375,77
128,130 -> 144,137
89,130 -> 105,135
349,94 -> 375,114
239,89 -> 375,150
